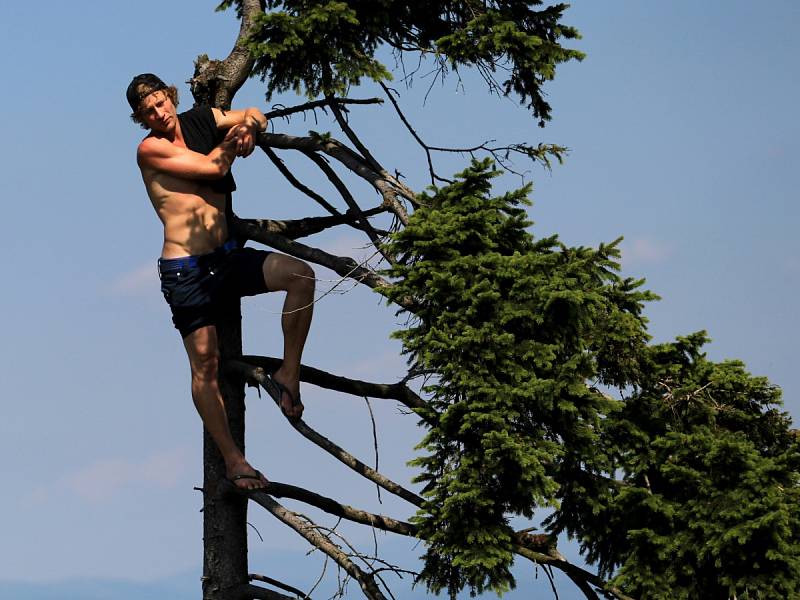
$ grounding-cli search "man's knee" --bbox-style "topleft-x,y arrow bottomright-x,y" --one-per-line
265,254 -> 315,294
291,261 -> 315,294
191,349 -> 219,383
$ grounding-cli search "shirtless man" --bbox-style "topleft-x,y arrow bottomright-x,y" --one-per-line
127,74 -> 314,490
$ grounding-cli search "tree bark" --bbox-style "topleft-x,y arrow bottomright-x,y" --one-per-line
202,306 -> 249,599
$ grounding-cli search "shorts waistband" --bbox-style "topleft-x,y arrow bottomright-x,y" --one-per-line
158,239 -> 238,273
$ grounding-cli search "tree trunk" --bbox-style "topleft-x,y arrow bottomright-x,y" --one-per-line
192,4 -> 262,594
202,304 -> 248,599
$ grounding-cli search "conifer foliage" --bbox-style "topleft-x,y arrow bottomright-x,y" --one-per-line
549,332 -> 800,598
383,163 -> 800,598
238,0 -> 584,124
383,160 -> 656,595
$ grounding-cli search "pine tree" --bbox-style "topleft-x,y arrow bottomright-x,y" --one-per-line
184,3 -> 799,598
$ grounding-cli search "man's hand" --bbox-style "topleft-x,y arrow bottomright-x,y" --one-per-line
230,122 -> 259,157
215,108 -> 267,157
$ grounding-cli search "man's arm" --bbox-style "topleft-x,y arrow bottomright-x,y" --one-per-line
212,107 -> 267,157
137,126 -> 243,179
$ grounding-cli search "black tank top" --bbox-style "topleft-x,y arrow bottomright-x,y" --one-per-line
178,105 -> 236,194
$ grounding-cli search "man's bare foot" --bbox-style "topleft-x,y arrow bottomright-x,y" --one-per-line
272,368 -> 304,420
226,459 -> 269,491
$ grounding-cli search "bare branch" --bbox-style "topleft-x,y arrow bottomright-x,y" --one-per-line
542,564 -> 560,600
249,574 -> 310,599
224,479 -> 418,537
227,360 -> 424,507
251,495 -> 389,600
327,95 -> 385,175
266,97 -> 384,121
379,82 -> 567,182
562,571 -> 602,600
307,523 -> 399,600
236,583 -> 297,600
515,547 -> 635,600
379,83 -> 449,186
258,133 -> 411,226
302,150 -> 396,264
224,481 -> 566,563
230,356 -> 430,414
234,208 -> 388,242
262,146 -> 341,216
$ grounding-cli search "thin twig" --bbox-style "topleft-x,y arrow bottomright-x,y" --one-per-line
247,521 -> 264,542
364,397 -> 383,504
543,564 -> 560,600
305,555 -> 329,599
379,82 -> 450,185
327,95 -> 385,175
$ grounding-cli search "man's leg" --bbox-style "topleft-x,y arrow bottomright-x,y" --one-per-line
183,325 -> 268,490
263,253 -> 315,418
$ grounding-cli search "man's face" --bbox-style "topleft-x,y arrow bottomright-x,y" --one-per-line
138,90 -> 176,133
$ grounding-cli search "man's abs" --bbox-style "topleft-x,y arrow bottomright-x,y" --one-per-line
143,170 -> 230,258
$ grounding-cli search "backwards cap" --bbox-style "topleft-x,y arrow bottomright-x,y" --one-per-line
126,73 -> 168,112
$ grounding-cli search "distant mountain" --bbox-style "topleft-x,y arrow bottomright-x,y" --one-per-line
0,576 -> 197,600
0,553 -> 585,599
0,574 -> 584,600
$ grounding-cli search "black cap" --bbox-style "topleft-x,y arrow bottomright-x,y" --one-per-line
126,73 -> 167,112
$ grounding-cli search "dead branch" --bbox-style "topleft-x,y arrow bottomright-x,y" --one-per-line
561,572 -> 602,600
380,83 -> 449,186
230,356 -> 430,415
380,82 -> 567,180
258,133 -> 410,226
266,97 -> 384,121
306,523 -> 400,600
262,146 -> 341,216
227,360 -> 424,507
234,208 -> 388,241
251,494 -> 389,600
542,563 -> 560,600
225,479 -> 417,536
236,583 -> 297,599
249,574 -> 310,599
230,481 -> 572,565
327,95 -> 385,176
302,150 -> 396,265
515,547 -> 635,600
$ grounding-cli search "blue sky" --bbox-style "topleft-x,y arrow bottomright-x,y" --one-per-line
1,1 -> 797,599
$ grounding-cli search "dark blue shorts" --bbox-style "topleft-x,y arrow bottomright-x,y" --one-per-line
158,240 -> 272,338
